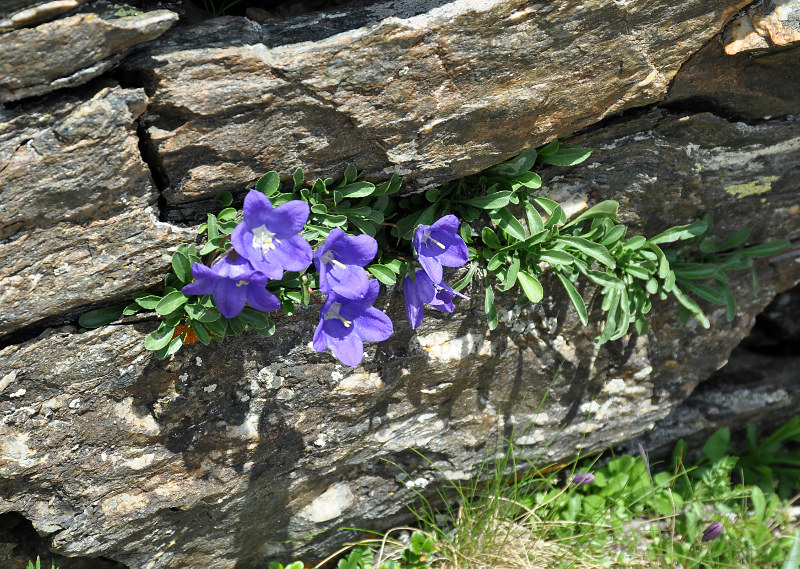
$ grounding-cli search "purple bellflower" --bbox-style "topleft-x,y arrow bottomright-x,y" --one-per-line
313,280 -> 393,367
182,254 -> 280,318
572,473 -> 595,486
231,190 -> 312,280
314,228 -> 378,299
701,521 -> 723,542
413,214 -> 469,283
403,269 -> 468,329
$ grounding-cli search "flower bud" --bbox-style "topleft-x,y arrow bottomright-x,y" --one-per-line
701,521 -> 723,542
572,473 -> 595,486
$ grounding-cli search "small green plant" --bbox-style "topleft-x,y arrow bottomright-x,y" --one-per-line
26,558 -> 58,569
78,141 -> 792,366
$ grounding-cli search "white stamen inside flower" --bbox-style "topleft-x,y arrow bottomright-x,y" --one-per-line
320,250 -> 346,269
324,302 -> 352,327
423,230 -> 446,249
252,225 -> 280,254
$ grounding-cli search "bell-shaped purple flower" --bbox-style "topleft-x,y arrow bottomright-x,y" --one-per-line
413,214 -> 469,283
231,190 -> 312,280
701,521 -> 723,542
572,473 -> 595,486
182,254 -> 281,318
313,280 -> 393,367
403,269 -> 468,329
314,228 -> 377,299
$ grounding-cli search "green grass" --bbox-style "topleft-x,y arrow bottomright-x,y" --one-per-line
275,417 -> 800,569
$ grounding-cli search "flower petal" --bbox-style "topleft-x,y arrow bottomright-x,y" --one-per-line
246,285 -> 281,312
403,274 -> 425,329
418,255 -> 443,284
242,190 -> 274,229
328,329 -> 364,367
352,306 -> 393,342
273,234 -> 313,272
214,280 -> 247,318
327,265 -> 371,299
312,319 -> 328,352
335,234 -> 378,266
271,200 -> 310,236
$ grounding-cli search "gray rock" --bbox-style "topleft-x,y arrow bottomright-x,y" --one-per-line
125,0 -> 751,204
0,105 -> 799,567
0,8 -> 178,102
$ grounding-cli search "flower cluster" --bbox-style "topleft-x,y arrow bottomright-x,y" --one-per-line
182,190 -> 469,367
403,215 -> 469,329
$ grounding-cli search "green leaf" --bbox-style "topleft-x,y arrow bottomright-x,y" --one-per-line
622,236 -> 647,251
538,250 -> 575,265
484,277 -> 498,330
525,202 -> 545,233
537,139 -> 560,156
562,200 -> 619,229
217,207 -> 237,222
558,236 -> 616,269
460,190 -> 513,210
739,239 -> 791,258
425,188 -> 440,202
122,302 -> 141,316
78,305 -> 124,328
383,258 -> 405,274
703,427 -> 731,463
517,270 -> 543,303
135,294 -> 163,309
681,280 -> 725,305
582,268 -> 624,290
487,250 -> 504,271
188,320 -> 211,345
373,173 -> 402,196
311,204 -> 328,215
780,530 -> 800,569
459,221 -> 473,244
154,336 -> 182,359
339,181 -> 376,198
204,317 -> 227,337
453,262 -> 478,292
500,254 -> 520,291
292,167 -> 305,192
393,204 -> 436,240
648,220 -> 708,245
185,303 -> 221,322
348,216 -> 378,237
485,148 -> 538,177
673,263 -> 720,280
214,191 -> 233,206
544,205 -> 565,229
155,291 -> 188,316
256,171 -> 281,196
239,307 -> 274,330
672,285 -> 710,328
601,224 -> 627,248
145,322 -> 177,351
538,145 -> 592,166
481,227 -> 502,249
490,209 -> 527,241
343,163 -> 358,183
556,272 -> 588,326
171,250 -> 193,283
368,265 -> 397,286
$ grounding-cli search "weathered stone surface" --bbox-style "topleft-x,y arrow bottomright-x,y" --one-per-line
0,83 -> 194,338
1,104 -> 799,568
666,40 -> 800,119
0,84 -> 153,240
0,0 -> 85,29
125,0 -> 749,204
723,0 -> 800,54
0,9 -> 178,102
0,207 -> 193,337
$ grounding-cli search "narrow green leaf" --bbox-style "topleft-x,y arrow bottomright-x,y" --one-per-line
452,263 -> 478,292
601,224 -> 627,248
460,190 -> 513,210
673,262 -> 720,280
368,265 -> 397,286
556,272 -> 588,326
538,145 -> 592,166
171,250 -> 192,283
672,285 -> 710,328
648,220 -> 708,245
525,202 -> 545,233
459,221 -> 473,244
487,251 -> 504,271
513,171 -> 542,189
544,205 -> 565,229
425,188 -> 440,202
78,306 -> 124,328
348,216 -> 377,237
189,320 -> 211,345
372,173 -> 402,196
154,336 -> 182,359
155,291 -> 188,316
484,277 -> 498,330
780,530 -> 800,569
622,236 -> 647,251
256,171 -> 281,196
490,209 -> 527,241
481,227 -> 502,249
122,302 -> 141,316
517,270 -> 543,303
562,200 -> 619,230
538,250 -> 576,265
393,204 -> 435,240
582,268 -> 624,290
739,239 -> 791,258
531,196 -> 559,216
500,254 -> 520,291
558,236 -> 616,269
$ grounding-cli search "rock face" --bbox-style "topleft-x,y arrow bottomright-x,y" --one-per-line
1,0 -> 800,568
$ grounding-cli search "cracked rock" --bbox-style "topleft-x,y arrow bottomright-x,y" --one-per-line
723,0 -> 800,55
0,8 -> 178,102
